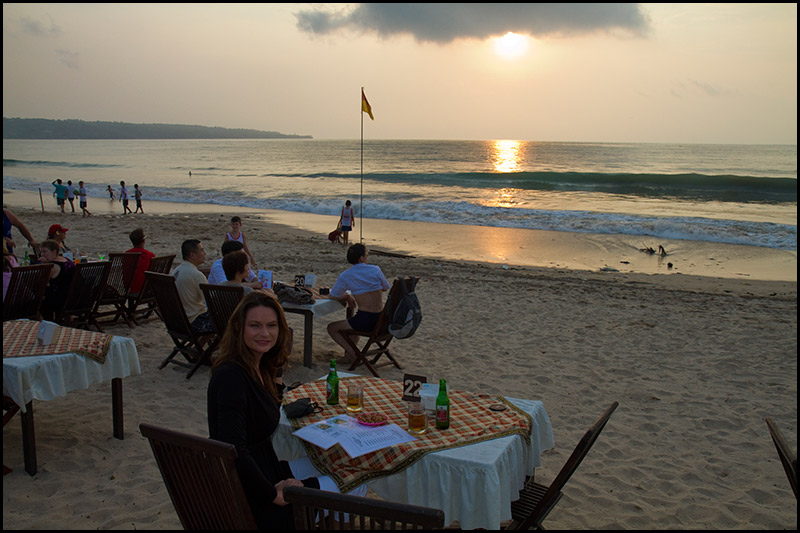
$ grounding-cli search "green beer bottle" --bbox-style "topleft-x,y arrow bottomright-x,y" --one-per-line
435,379 -> 450,429
326,359 -> 339,405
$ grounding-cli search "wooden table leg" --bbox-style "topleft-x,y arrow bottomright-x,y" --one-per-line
21,401 -> 37,476
112,378 -> 124,439
303,311 -> 313,368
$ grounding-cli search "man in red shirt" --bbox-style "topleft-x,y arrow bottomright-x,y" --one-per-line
126,228 -> 156,297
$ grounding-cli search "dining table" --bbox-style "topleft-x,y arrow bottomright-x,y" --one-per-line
274,375 -> 555,529
2,319 -> 142,475
281,291 -> 350,368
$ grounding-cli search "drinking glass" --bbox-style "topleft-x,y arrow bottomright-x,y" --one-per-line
346,383 -> 363,413
407,402 -> 427,435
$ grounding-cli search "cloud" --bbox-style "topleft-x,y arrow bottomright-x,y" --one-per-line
19,16 -> 62,37
56,49 -> 80,70
295,3 -> 650,43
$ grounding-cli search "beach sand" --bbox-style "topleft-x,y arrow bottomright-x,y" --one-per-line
3,193 -> 797,529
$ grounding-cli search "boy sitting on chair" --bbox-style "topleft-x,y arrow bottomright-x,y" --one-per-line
326,243 -> 390,363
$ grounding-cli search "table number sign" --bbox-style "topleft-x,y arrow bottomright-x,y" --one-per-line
294,274 -> 305,288
402,373 -> 427,402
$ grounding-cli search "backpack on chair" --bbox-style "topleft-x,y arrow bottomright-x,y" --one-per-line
388,277 -> 422,339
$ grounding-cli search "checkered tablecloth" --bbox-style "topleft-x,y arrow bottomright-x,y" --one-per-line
283,377 -> 533,492
2,320 -> 112,364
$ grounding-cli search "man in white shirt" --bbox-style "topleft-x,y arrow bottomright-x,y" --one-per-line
172,239 -> 214,334
207,240 -> 260,288
327,243 -> 390,362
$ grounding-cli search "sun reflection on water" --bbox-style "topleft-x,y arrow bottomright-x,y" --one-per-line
492,140 -> 522,173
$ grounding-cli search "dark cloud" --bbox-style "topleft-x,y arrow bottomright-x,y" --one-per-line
19,16 -> 62,37
295,3 -> 649,43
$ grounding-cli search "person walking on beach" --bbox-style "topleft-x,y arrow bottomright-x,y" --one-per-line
134,184 -> 144,213
78,181 -> 92,217
66,180 -> 77,213
106,185 -> 115,200
119,181 -> 132,214
338,200 -> 355,246
52,179 -> 67,213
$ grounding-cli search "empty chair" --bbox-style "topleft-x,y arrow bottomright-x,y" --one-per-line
765,417 -> 797,498
339,276 -> 417,377
139,423 -> 258,530
284,485 -> 445,530
91,252 -> 141,328
506,401 -> 619,530
54,261 -> 111,331
145,271 -> 218,379
3,264 -> 53,321
200,283 -> 245,337
128,254 -> 176,323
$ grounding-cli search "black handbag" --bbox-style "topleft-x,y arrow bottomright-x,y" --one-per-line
283,397 -> 322,419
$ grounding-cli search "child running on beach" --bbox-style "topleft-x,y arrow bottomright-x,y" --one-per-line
224,216 -> 256,268
106,185 -> 115,200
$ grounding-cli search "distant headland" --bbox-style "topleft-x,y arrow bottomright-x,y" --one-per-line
2,117 -> 312,140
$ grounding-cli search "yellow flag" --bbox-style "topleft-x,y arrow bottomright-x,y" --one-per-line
361,89 -> 374,120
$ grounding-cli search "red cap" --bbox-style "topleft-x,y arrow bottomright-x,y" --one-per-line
48,224 -> 69,238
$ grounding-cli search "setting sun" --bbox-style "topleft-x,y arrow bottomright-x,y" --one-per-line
492,32 -> 529,59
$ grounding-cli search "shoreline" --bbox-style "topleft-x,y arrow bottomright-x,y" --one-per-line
4,188 -> 796,285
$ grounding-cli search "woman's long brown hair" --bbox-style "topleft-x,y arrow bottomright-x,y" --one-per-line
212,291 -> 291,400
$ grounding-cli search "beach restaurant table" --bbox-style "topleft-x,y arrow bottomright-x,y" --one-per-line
2,320 -> 142,476
275,376 -> 555,530
282,296 -> 349,368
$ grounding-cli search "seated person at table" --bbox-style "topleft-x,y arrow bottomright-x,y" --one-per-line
125,228 -> 156,297
222,250 -> 274,296
38,239 -> 75,320
47,224 -> 71,254
208,240 -> 260,288
172,239 -> 214,334
326,243 -> 390,362
208,291 -> 365,530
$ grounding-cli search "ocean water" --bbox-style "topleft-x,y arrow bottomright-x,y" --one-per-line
3,139 -> 797,251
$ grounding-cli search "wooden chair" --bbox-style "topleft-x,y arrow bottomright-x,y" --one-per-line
341,276 -> 417,377
284,485 -> 445,530
765,417 -> 797,498
91,252 -> 141,328
505,401 -> 619,530
145,271 -> 218,379
3,264 -> 53,321
54,261 -> 111,331
139,423 -> 258,530
128,254 -> 176,323
200,283 -> 245,337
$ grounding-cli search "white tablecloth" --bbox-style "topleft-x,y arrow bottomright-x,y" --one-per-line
3,335 -> 141,412
281,297 -> 345,318
274,393 -> 554,529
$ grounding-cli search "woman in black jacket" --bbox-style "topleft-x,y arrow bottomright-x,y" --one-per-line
207,291 -> 318,530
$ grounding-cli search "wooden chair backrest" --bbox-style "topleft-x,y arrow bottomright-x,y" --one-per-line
144,272 -> 194,340
139,423 -> 257,530
98,252 -> 141,304
517,401 -> 619,530
284,485 -> 445,530
57,261 -> 111,326
3,264 -> 53,321
200,283 -> 245,336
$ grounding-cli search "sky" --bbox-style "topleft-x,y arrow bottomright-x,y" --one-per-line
2,3 -> 797,144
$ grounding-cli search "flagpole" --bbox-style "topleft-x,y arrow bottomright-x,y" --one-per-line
360,87 -> 364,244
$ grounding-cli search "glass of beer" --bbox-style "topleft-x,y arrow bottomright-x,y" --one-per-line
407,402 -> 427,435
346,383 -> 363,413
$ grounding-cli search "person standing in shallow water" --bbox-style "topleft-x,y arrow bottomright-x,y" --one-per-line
120,181 -> 133,214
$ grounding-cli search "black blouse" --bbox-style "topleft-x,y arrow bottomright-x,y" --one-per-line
207,361 -> 318,530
